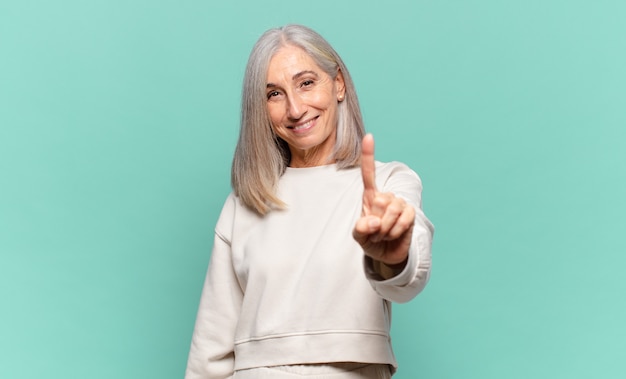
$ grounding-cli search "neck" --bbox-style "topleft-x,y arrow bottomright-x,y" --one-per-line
289,148 -> 336,168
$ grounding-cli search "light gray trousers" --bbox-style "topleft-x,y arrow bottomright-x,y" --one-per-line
233,363 -> 393,378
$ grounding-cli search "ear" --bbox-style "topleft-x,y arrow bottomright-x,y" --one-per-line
335,69 -> 346,101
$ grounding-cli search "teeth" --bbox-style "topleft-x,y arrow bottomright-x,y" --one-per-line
293,119 -> 313,130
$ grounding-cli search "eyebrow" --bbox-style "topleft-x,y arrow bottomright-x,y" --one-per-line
266,70 -> 319,88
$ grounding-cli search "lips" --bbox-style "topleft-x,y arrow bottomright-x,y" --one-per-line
287,116 -> 318,133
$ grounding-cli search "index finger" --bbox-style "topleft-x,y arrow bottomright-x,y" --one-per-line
361,133 -> 377,198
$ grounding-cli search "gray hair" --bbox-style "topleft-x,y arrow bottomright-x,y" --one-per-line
232,24 -> 365,214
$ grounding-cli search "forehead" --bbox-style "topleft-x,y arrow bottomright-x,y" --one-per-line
267,45 -> 322,82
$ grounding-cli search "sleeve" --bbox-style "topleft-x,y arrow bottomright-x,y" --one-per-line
363,163 -> 435,303
185,228 -> 243,379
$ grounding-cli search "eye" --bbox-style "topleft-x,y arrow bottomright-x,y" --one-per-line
267,90 -> 281,99
300,79 -> 315,88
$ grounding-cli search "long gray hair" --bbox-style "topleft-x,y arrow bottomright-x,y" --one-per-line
232,24 -> 365,214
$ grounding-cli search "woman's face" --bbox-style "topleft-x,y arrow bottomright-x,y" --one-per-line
266,45 -> 345,167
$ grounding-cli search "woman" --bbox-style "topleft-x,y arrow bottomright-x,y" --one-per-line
186,24 -> 434,378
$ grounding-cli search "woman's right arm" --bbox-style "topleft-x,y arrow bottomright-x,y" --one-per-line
185,230 -> 243,379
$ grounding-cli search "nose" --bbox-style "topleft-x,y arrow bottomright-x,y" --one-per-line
286,93 -> 306,121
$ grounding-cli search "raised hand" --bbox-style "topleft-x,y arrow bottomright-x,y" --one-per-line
353,134 -> 416,272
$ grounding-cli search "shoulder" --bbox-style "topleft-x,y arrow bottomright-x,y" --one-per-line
375,161 -> 422,186
374,161 -> 425,206
215,192 -> 263,243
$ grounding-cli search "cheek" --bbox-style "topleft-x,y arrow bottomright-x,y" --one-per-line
303,90 -> 330,106
267,103 -> 285,125
317,87 -> 338,110
305,92 -> 336,118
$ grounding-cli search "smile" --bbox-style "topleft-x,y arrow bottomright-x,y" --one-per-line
288,116 -> 318,132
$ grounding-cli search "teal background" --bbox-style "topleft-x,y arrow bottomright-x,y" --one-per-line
1,1 -> 625,378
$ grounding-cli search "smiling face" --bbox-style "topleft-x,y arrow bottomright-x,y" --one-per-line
266,45 -> 345,167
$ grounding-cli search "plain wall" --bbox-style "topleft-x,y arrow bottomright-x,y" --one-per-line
1,1 -> 625,378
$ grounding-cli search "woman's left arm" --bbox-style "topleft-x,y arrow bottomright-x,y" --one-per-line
353,135 -> 434,303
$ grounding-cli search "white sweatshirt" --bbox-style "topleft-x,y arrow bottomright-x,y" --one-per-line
185,162 -> 434,379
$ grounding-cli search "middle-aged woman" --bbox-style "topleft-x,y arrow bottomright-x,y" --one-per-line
185,24 -> 434,379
